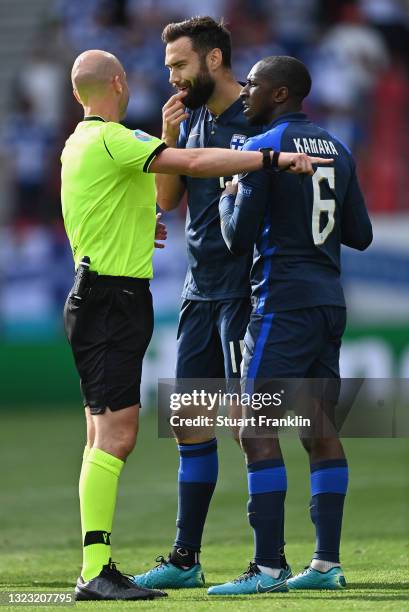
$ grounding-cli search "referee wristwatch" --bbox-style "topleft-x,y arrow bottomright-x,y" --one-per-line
259,147 -> 280,171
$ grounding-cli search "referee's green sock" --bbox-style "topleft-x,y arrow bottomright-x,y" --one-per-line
79,445 -> 90,501
79,445 -> 90,543
79,447 -> 124,581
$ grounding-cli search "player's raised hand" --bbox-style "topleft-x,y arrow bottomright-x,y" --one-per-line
154,213 -> 167,249
161,91 -> 189,146
277,152 -> 333,176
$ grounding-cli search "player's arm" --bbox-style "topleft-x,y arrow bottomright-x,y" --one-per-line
150,148 -> 330,178
155,93 -> 188,211
341,163 -> 373,250
156,172 -> 185,211
218,170 -> 268,255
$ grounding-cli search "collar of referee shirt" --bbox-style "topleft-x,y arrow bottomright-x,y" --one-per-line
83,115 -> 106,122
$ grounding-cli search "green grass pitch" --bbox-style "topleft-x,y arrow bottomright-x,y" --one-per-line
0,408 -> 408,611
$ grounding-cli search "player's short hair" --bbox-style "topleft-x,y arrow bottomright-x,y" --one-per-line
258,56 -> 312,102
162,16 -> 232,68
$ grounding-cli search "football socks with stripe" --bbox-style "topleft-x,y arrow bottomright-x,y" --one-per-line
310,459 -> 348,564
80,447 -> 124,581
173,438 -> 218,563
247,459 -> 287,569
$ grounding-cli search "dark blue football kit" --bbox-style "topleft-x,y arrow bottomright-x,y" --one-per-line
218,111 -> 372,572
219,112 -> 372,385
176,98 -> 261,380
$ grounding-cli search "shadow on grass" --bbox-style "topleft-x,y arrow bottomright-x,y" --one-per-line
347,582 -> 409,591
1,583 -> 73,589
30,581 -> 74,588
297,595 -> 409,602
205,581 -> 409,591
183,594 -> 409,603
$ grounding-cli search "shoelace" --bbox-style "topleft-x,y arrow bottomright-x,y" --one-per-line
234,562 -> 260,583
152,555 -> 169,571
102,560 -> 137,587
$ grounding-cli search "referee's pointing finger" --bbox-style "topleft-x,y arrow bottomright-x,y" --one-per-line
310,157 -> 334,165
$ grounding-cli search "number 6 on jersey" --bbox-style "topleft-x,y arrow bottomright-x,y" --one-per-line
312,167 -> 336,245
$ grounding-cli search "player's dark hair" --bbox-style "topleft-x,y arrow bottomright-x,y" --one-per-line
162,16 -> 232,68
258,56 -> 312,102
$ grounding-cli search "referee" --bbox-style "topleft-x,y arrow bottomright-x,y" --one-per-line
61,49 -> 329,602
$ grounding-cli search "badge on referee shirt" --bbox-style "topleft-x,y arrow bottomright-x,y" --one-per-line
134,129 -> 153,141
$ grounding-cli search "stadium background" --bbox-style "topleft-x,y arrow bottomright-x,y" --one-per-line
0,0 -> 408,609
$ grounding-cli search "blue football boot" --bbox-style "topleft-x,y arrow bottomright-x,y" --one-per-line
208,562 -> 288,595
282,562 -> 293,580
133,556 -> 204,589
287,565 -> 346,590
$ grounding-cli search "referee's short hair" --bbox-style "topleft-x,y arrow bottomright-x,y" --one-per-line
162,16 -> 232,68
258,56 -> 312,102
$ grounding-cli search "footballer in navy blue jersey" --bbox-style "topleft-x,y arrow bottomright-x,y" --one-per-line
220,112 -> 371,383
178,99 -> 260,302
134,17 -> 265,585
174,98 -> 260,381
211,56 -> 372,595
176,99 -> 260,379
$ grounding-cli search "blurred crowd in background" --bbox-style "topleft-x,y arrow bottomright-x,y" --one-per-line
2,0 -> 409,225
0,0 -> 408,402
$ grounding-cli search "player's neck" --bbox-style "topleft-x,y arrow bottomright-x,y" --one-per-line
206,77 -> 242,117
82,104 -> 120,123
266,103 -> 303,125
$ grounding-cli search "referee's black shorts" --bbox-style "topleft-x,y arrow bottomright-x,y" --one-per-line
64,275 -> 153,414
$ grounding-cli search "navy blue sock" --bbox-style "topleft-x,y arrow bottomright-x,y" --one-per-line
247,459 -> 287,569
174,438 -> 218,554
279,507 -> 287,567
310,459 -> 349,563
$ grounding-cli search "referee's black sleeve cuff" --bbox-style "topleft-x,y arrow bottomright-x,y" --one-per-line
143,142 -> 168,173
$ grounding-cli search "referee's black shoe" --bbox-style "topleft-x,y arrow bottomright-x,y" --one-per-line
75,559 -> 168,601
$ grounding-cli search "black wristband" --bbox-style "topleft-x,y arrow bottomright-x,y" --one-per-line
259,147 -> 272,170
271,150 -> 280,169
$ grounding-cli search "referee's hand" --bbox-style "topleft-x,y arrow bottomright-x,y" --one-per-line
154,213 -> 167,249
278,152 -> 334,175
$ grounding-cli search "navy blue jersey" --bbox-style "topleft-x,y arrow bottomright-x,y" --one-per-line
219,112 -> 373,313
178,98 -> 262,300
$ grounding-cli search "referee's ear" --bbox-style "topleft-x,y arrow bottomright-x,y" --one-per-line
112,74 -> 123,95
73,88 -> 82,106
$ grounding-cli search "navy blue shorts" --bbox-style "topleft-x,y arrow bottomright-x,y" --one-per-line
176,298 -> 251,379
242,306 -> 347,384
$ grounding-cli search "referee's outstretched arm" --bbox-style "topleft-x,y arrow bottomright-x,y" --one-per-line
149,146 -> 331,178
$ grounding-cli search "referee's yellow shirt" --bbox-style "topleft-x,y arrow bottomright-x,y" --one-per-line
61,117 -> 165,278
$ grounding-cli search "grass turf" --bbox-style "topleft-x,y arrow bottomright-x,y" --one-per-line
0,408 -> 408,610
